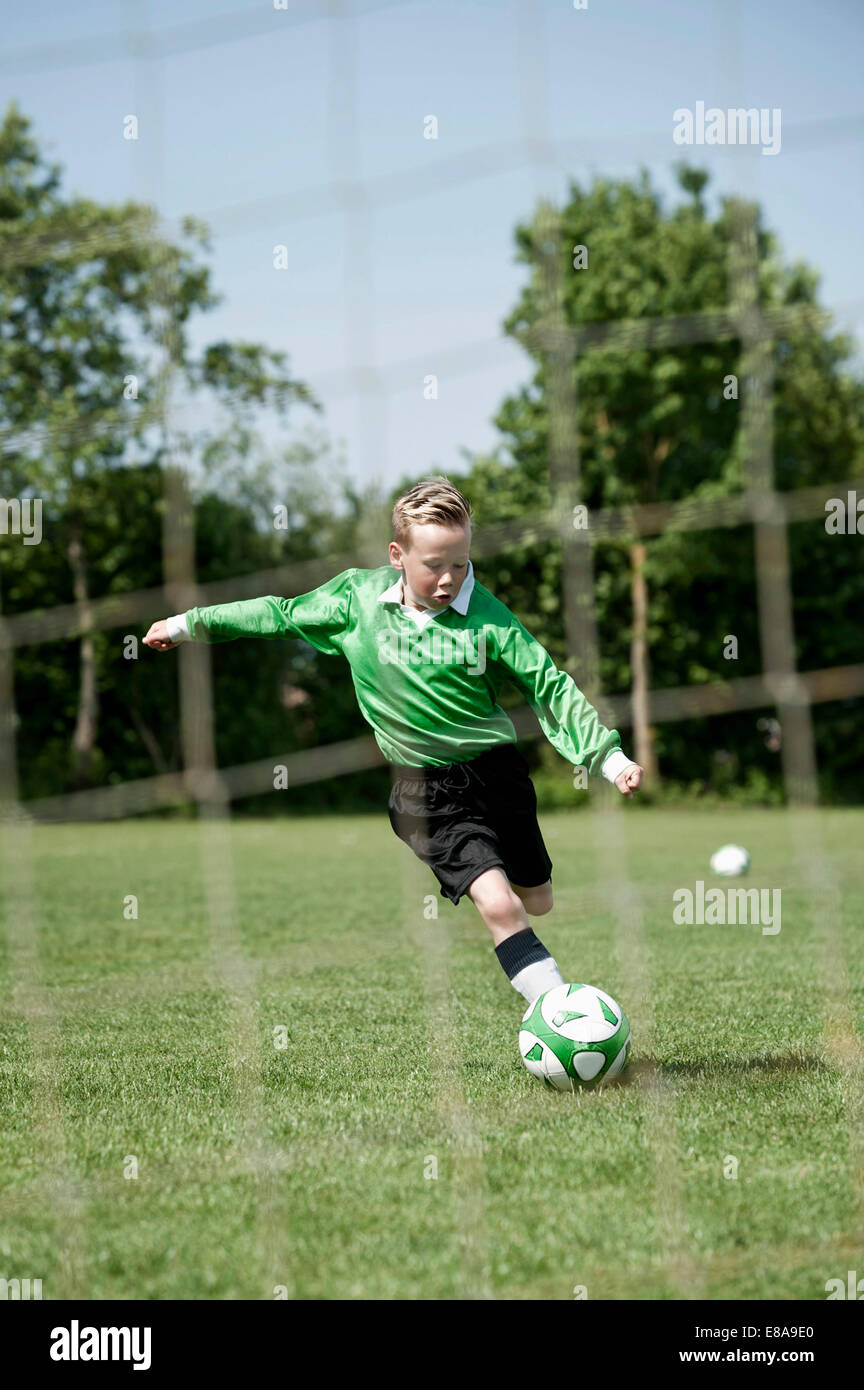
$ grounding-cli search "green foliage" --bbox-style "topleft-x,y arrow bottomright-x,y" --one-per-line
2,106 -> 863,806
457,165 -> 864,802
0,102 -> 366,806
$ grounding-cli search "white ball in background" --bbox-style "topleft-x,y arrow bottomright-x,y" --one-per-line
710,843 -> 751,877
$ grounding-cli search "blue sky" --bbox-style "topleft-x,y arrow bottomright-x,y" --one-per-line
3,0 -> 863,495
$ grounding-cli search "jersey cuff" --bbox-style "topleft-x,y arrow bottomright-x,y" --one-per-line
165,612 -> 190,642
601,749 -> 636,783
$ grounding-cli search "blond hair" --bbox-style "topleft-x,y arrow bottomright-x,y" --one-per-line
392,475 -> 473,551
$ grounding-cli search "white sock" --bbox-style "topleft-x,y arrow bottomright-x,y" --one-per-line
511,956 -> 565,1005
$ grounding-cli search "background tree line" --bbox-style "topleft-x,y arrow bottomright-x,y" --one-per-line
2,103 -> 862,813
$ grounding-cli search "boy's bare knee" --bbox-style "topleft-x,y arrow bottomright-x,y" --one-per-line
466,868 -> 524,931
528,898 -> 554,916
511,880 -> 554,916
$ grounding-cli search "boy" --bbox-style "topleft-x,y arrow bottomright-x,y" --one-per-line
144,477 -> 643,1006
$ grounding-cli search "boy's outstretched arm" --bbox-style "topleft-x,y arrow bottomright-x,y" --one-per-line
142,568 -> 357,656
495,613 -> 645,798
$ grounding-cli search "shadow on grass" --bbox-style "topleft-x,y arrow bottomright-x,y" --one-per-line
629,1050 -> 833,1084
476,1050 -> 834,1099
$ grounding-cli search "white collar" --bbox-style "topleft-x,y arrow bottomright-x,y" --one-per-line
378,559 -> 475,628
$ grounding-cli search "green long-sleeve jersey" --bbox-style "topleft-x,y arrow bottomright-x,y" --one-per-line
173,563 -> 625,772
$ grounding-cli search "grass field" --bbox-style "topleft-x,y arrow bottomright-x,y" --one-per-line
1,804 -> 862,1300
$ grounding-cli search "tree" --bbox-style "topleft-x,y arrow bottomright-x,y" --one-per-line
459,165 -> 864,797
0,102 -> 319,789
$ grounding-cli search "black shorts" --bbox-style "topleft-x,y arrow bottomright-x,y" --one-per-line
387,742 -> 553,907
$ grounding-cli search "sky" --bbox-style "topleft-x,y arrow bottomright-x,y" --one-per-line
3,0 -> 863,498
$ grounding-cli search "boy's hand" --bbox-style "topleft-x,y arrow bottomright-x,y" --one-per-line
143,620 -> 178,651
614,764 -> 643,798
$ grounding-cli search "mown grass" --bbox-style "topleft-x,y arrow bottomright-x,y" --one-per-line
0,806 -> 861,1299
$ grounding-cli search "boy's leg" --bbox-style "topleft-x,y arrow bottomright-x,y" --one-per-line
466,869 -> 552,942
510,879 -> 554,917
466,867 -> 564,1004
466,866 -> 530,944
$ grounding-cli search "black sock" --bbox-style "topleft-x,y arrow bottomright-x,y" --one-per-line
494,927 -> 550,979
494,928 -> 564,1003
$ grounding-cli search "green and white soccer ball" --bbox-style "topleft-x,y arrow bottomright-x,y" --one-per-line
710,843 -> 751,877
519,983 -> 631,1090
